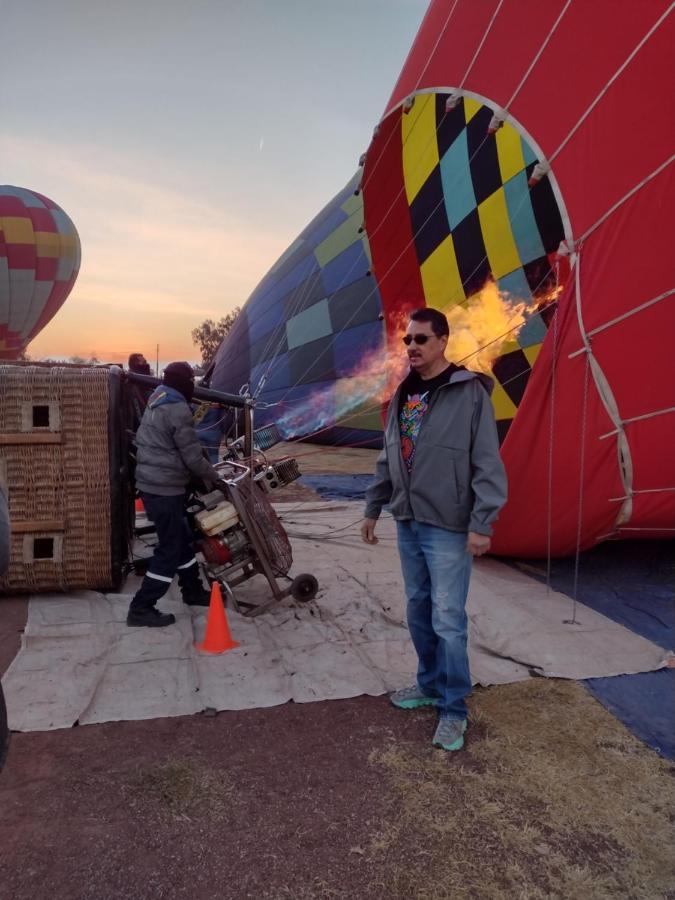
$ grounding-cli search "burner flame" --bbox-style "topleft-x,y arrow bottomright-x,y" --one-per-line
275,280 -> 560,439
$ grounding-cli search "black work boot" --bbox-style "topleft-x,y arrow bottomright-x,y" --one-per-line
178,566 -> 211,606
181,586 -> 211,607
128,571 -> 175,626
127,607 -> 176,628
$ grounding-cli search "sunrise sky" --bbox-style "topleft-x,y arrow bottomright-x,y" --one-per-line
1,0 -> 427,364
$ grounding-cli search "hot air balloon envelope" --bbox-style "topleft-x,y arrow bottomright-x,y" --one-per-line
0,185 -> 81,359
212,0 -> 675,557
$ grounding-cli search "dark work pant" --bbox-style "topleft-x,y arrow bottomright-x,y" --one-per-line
130,492 -> 203,611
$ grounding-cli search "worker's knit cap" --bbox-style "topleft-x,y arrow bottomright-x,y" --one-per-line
163,361 -> 195,402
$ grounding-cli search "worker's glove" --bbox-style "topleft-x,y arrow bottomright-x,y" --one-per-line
214,478 -> 230,495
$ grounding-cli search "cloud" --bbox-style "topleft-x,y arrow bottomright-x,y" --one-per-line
3,134 -> 293,359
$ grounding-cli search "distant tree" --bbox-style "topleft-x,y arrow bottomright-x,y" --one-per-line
191,308 -> 241,367
69,354 -> 100,365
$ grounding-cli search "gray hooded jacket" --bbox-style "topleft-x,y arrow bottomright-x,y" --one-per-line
364,369 -> 507,536
134,386 -> 219,496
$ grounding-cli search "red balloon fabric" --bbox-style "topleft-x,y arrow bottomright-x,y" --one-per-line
362,0 -> 674,556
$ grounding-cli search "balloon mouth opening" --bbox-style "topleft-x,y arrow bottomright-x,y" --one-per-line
359,87 -> 570,408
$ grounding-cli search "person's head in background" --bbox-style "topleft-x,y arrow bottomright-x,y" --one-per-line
128,353 -> 152,375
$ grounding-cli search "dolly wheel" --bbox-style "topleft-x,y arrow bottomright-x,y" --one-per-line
290,573 -> 318,602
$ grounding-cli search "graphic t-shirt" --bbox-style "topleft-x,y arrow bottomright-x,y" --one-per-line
398,365 -> 461,472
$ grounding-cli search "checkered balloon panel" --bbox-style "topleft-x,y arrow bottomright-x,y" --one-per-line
400,93 -> 566,440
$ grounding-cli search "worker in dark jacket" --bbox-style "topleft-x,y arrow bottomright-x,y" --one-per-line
127,361 -> 220,628
361,308 -> 507,752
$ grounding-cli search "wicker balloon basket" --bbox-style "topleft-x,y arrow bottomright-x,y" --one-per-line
0,365 -> 130,594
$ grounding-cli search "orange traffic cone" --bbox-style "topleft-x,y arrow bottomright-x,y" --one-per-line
195,582 -> 240,654
135,498 -> 144,514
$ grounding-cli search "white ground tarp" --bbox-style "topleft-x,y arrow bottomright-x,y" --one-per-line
2,502 -> 671,732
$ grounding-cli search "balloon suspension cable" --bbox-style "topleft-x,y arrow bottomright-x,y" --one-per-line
566,348 -> 591,627
410,0 -> 461,94
458,0 -> 505,89
549,4 -> 674,167
546,266 -> 560,594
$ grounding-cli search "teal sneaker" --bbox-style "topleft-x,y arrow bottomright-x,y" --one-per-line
432,717 -> 467,751
389,685 -> 438,710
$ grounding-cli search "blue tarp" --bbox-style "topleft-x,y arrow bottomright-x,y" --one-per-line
300,474 -> 372,502
520,540 -> 674,759
527,541 -> 674,650
585,671 -> 674,759
299,474 -> 674,758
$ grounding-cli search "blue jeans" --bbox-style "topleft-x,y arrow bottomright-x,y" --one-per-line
397,520 -> 472,719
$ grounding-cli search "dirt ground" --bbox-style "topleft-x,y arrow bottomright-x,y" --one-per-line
1,444 -> 674,899
1,679 -> 673,900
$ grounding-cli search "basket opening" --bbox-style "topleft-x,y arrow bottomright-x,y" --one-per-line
33,538 -> 55,560
32,405 -> 51,428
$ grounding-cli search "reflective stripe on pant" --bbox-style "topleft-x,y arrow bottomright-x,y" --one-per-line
130,492 -> 196,612
396,520 -> 472,720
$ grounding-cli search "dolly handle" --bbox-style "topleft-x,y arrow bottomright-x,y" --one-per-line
214,460 -> 251,485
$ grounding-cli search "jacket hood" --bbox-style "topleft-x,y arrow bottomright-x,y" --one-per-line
447,368 -> 495,396
148,385 -> 188,409
397,366 -> 495,402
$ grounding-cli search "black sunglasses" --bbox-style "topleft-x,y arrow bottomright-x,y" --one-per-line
402,334 -> 432,345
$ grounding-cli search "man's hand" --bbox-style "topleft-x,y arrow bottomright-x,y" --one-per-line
361,518 -> 379,545
467,531 -> 491,556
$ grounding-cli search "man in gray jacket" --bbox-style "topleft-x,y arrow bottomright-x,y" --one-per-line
361,308 -> 507,751
128,361 -> 220,627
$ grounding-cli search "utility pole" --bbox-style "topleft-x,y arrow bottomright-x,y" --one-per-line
156,344 -> 159,376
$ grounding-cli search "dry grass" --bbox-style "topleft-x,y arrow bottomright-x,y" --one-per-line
271,882 -> 343,900
367,680 -> 675,899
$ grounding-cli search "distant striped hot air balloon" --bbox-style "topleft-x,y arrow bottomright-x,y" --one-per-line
0,186 -> 81,359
